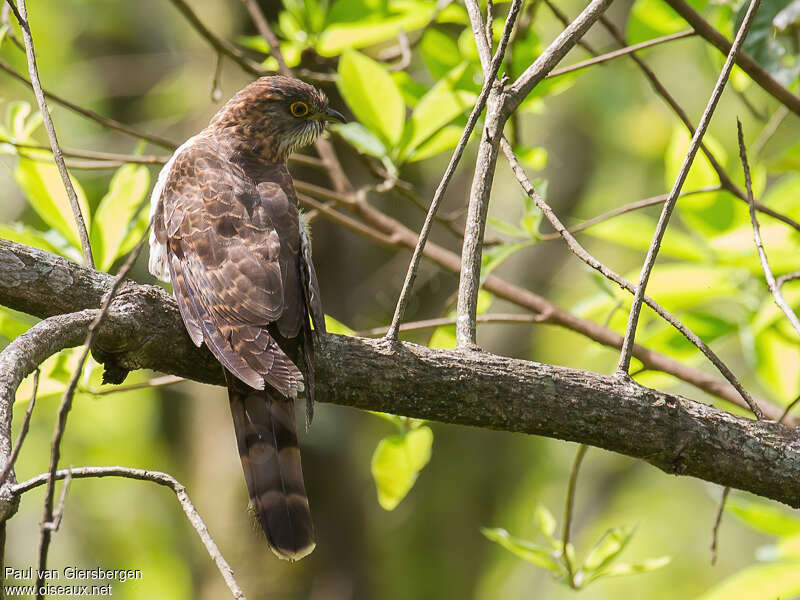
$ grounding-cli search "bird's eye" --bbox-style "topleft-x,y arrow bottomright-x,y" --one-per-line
290,101 -> 309,118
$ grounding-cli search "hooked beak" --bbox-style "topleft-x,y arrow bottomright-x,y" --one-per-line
322,106 -> 346,124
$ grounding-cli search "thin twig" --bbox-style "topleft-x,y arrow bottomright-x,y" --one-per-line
46,469 -> 71,532
752,105 -> 790,157
0,369 -> 38,486
15,466 -> 247,599
547,30 -> 695,79
357,313 -> 536,337
35,228 -> 150,596
168,0 -> 266,77
501,137 -> 764,419
538,186 -> 722,241
562,444 -> 588,588
710,486 -> 730,565
663,0 -> 800,117
0,58 -> 177,150
616,0 -> 763,379
455,0 -> 612,346
739,120 -> 800,340
779,394 -> 800,424
777,271 -> 800,290
239,0 -> 290,76
298,182 -> 785,420
385,0 -> 522,341
7,0 -> 93,267
84,375 -> 184,397
592,15 -> 800,234
543,0 -> 600,56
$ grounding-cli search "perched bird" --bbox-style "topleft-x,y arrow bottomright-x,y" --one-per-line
148,76 -> 344,560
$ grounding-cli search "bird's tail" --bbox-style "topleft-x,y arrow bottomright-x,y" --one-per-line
227,377 -> 315,561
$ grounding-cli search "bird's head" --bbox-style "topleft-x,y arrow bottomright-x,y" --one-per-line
209,75 -> 346,162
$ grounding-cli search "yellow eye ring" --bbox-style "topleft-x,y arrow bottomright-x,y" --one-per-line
290,101 -> 309,118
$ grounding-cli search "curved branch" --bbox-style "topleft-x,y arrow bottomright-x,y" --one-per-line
0,310 -> 97,521
0,241 -> 799,507
14,466 -> 246,600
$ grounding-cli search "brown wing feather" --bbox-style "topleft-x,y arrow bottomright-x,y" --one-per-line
160,138 -> 303,395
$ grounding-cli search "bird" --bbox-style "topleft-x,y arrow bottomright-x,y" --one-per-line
147,75 -> 345,561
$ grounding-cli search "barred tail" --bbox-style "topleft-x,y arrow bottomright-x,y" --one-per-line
227,378 -> 315,561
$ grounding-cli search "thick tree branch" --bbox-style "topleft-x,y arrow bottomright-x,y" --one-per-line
1,241 -> 800,507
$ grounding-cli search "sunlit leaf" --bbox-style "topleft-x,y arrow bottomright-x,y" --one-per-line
406,125 -> 464,163
583,526 -> 635,572
14,154 -> 91,252
419,28 -> 461,80
318,2 -> 434,55
0,222 -> 61,255
371,425 -> 433,510
481,528 -> 566,575
585,212 -> 709,262
480,242 -> 531,282
324,314 -> 355,335
90,164 -> 150,271
331,122 -> 388,158
516,146 -> 548,171
627,0 -> 707,44
338,49 -> 405,147
592,556 -> 671,580
726,495 -> 800,537
695,560 -> 800,600
0,306 -> 38,342
533,504 -> 557,540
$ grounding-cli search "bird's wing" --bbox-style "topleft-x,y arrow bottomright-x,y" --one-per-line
159,138 -> 303,395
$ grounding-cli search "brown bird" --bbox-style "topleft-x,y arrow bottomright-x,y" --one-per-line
148,76 -> 344,560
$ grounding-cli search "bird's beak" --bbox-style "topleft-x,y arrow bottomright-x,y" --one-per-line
322,107 -> 346,123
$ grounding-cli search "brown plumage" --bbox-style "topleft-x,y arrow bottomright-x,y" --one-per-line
148,76 -> 343,560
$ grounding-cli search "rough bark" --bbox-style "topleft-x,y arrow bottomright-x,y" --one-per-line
2,240 -> 800,508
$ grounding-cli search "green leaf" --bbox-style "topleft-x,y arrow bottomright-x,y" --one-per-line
516,146 -> 548,171
592,556 -> 671,580
726,495 -> 800,537
406,125 -> 464,163
627,0 -> 707,44
533,504 -> 557,540
317,2 -> 434,55
695,560 -> 800,600
480,242 -> 531,282
0,307 -> 38,342
0,222 -> 61,255
371,425 -> 433,510
428,324 -> 456,349
583,526 -> 636,573
584,212 -> 709,262
90,164 -> 150,271
391,71 -> 429,108
324,314 -> 355,335
14,154 -> 91,251
481,528 -> 566,575
755,327 -> 800,402
419,28 -> 461,80
337,49 -> 405,147
488,217 -> 528,239
331,122 -> 388,158
399,64 -> 474,160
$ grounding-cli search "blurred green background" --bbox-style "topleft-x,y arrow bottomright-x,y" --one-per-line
2,0 -> 800,598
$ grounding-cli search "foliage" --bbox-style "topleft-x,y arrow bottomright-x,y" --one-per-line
1,0 -> 800,598
483,504 -> 670,589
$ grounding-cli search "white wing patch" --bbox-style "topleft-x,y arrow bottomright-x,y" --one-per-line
148,135 -> 199,283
